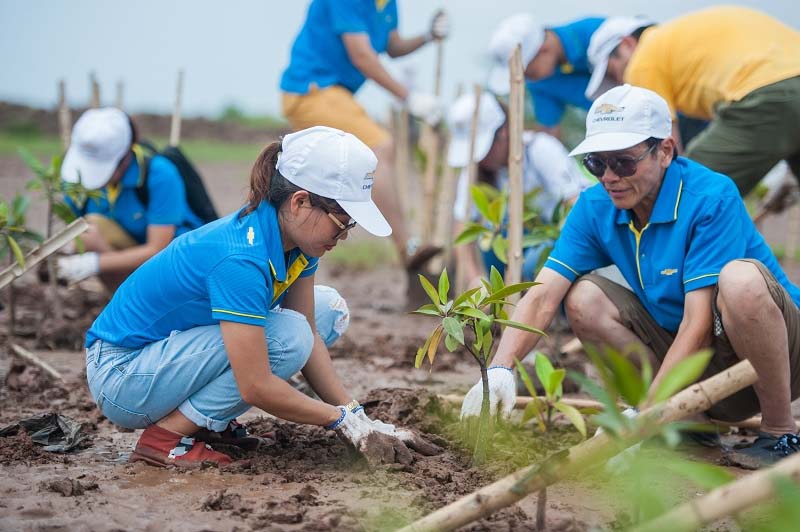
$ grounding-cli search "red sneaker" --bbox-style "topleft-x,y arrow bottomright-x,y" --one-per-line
194,420 -> 274,451
129,424 -> 233,468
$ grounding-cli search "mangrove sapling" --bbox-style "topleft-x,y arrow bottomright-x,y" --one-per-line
0,194 -> 42,336
413,266 -> 542,464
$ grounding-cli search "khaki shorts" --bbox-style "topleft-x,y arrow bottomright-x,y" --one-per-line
281,85 -> 390,148
685,76 -> 800,196
578,259 -> 800,422
85,214 -> 137,250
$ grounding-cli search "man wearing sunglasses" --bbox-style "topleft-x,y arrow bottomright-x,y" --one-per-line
460,84 -> 800,468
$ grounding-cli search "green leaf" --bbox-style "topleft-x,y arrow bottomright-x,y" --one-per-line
17,147 -> 46,177
411,308 -> 443,317
452,286 -> 482,309
651,350 -> 713,404
554,402 -> 587,438
534,353 -> 555,392
484,281 -> 539,304
522,398 -> 547,431
442,316 -> 465,345
444,333 -> 459,352
415,334 -> 434,369
456,306 -> 490,322
494,318 -> 546,337
514,359 -> 538,397
11,194 -> 30,221
489,265 -> 504,292
52,201 -> 77,223
548,368 -> 565,398
491,235 -> 508,264
418,274 -> 441,307
481,329 -> 492,359
427,326 -> 444,366
454,223 -> 490,245
6,235 -> 25,268
486,196 -> 505,226
438,268 -> 450,304
74,236 -> 85,254
470,185 -> 491,220
604,347 -> 647,407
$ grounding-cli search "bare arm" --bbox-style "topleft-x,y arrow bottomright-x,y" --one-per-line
220,320 -> 341,426
492,267 -> 574,367
342,33 -> 409,100
386,30 -> 428,58
282,275 -> 352,406
648,287 -> 713,397
97,224 -> 174,273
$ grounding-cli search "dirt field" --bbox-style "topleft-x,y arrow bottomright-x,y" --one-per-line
2,140 -> 799,531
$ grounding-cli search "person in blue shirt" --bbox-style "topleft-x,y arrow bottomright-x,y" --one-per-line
85,126 -> 433,468
461,85 -> 800,468
280,0 -> 447,280
487,14 -> 604,138
58,107 -> 203,291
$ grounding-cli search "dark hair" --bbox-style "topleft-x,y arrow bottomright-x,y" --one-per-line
610,24 -> 655,56
645,136 -> 674,163
127,114 -> 139,145
240,140 -> 346,218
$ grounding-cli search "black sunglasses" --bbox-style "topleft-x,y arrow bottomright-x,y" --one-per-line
582,142 -> 658,178
321,206 -> 357,239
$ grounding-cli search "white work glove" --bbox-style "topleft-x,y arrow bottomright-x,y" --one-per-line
406,91 -> 443,126
426,10 -> 449,41
329,406 -> 415,467
56,252 -> 99,283
354,408 -> 396,433
460,366 -> 517,420
353,406 -> 442,456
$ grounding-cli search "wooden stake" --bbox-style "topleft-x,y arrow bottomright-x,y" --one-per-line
10,344 -> 63,381
632,452 -> 800,532
115,79 -> 124,110
400,360 -> 758,532
89,72 -> 100,108
506,45 -> 525,299
169,70 -> 184,147
57,80 -> 71,149
419,32 -> 445,247
0,218 -> 89,290
395,106 -> 411,220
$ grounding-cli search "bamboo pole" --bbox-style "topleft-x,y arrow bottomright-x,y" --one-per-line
115,79 -> 124,109
419,32 -> 445,246
0,218 -> 89,290
89,72 -> 100,108
395,106 -> 411,220
57,80 -> 71,149
456,85 -> 484,292
169,70 -> 184,147
505,45 -> 524,299
399,360 -> 758,532
10,344 -> 63,381
632,452 -> 800,532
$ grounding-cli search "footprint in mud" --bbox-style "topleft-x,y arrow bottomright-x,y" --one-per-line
39,478 -> 99,497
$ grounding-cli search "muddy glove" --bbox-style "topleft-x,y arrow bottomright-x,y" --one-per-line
328,406 -> 413,467
426,10 -> 449,41
353,407 -> 442,456
406,91 -> 443,126
460,365 -> 516,420
56,252 -> 99,283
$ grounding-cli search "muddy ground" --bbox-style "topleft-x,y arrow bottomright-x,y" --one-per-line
2,137 -> 800,531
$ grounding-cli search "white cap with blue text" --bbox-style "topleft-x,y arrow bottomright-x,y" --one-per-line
585,16 -> 653,100
446,92 -> 506,168
568,84 -> 672,156
276,126 -> 391,237
487,14 -> 545,95
61,107 -> 132,190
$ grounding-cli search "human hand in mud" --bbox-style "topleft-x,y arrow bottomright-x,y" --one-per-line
460,365 -> 516,420
354,409 -> 441,457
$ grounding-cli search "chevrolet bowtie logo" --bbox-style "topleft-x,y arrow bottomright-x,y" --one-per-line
595,103 -> 625,114
247,226 -> 255,246
660,268 -> 678,276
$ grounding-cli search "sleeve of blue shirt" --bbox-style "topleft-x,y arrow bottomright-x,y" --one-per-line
330,0 -> 370,34
545,194 -> 609,280
144,156 -> 186,227
208,256 -> 271,326
683,195 -> 748,293
300,255 -> 320,278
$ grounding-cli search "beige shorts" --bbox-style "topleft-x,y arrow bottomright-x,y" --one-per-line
85,214 -> 137,250
578,259 -> 800,422
281,85 -> 390,148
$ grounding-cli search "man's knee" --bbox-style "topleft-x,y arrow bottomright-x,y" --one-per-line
717,260 -> 771,314
564,278 -> 607,327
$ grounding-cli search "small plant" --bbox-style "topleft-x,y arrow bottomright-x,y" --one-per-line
515,353 -> 586,438
413,266 -> 541,464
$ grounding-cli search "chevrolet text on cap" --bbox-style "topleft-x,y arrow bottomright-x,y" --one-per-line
276,126 -> 392,237
569,84 -> 672,156
61,107 -> 132,190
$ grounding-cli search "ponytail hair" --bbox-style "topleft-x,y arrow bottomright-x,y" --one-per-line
241,140 -> 346,218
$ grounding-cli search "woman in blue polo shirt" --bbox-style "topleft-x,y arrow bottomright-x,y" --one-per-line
58,107 -> 203,291
85,126 -> 419,468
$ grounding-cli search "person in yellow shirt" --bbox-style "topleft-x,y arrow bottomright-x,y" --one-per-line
585,6 -> 800,197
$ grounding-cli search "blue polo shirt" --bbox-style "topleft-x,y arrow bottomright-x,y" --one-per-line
66,155 -> 203,244
85,201 -> 319,348
280,0 -> 398,94
527,17 -> 604,127
545,156 -> 800,332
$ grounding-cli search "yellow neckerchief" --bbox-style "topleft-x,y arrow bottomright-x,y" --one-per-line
106,182 -> 121,206
106,145 -> 147,207
270,254 -> 309,304
375,0 -> 389,11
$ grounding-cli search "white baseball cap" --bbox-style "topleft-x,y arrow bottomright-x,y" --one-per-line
487,14 -> 545,95
585,16 -> 653,100
61,107 -> 132,190
569,84 -> 672,156
446,93 -> 506,168
276,126 -> 391,237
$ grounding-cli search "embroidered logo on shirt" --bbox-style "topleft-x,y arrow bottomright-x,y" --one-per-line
247,226 -> 255,246
660,268 -> 678,276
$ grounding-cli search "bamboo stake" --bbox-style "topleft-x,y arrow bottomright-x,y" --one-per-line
505,45 -> 524,299
10,344 -> 63,381
395,106 -> 411,220
456,85 -> 484,293
169,70 -> 184,147
632,452 -> 800,532
0,218 -> 89,290
400,360 -> 758,532
57,80 -> 71,149
89,72 -> 100,108
115,79 -> 124,110
419,32 -> 445,247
